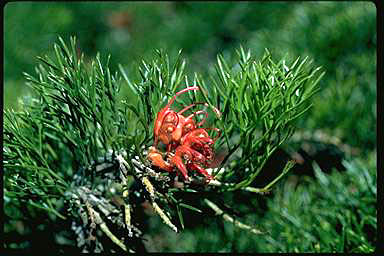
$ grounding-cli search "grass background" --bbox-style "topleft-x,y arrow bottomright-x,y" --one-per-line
4,2 -> 377,252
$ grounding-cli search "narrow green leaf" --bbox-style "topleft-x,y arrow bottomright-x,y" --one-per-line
176,204 -> 185,230
179,203 -> 202,213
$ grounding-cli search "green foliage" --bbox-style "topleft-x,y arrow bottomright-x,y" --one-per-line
118,48 -> 189,151
5,1 -> 376,151
245,2 -> 376,152
4,36 -> 321,252
4,37 -> 135,219
119,45 -> 323,190
144,154 -> 376,253
3,2 -> 376,253
1,2 -> 304,109
205,49 -> 323,188
253,155 -> 377,253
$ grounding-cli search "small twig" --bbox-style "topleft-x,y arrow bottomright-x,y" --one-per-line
141,176 -> 156,200
204,198 -> 263,235
151,201 -> 178,233
117,154 -> 132,230
123,152 -> 271,195
131,158 -> 170,182
123,191 -> 132,228
260,160 -> 295,191
116,154 -> 130,176
71,186 -> 142,252
201,179 -> 271,194
89,206 -> 134,252
132,154 -> 273,194
117,154 -> 178,233
141,176 -> 178,232
121,173 -> 133,237
85,201 -> 97,242
74,188 -> 133,252
120,153 -> 271,234
78,187 -> 120,217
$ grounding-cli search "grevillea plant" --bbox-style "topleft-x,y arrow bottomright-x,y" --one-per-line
3,36 -> 324,252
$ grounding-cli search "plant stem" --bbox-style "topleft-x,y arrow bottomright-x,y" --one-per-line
204,198 -> 263,235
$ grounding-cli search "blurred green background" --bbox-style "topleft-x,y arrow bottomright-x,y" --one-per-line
4,2 -> 376,252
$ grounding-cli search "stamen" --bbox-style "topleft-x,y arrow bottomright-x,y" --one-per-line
187,110 -> 209,127
167,86 -> 199,107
